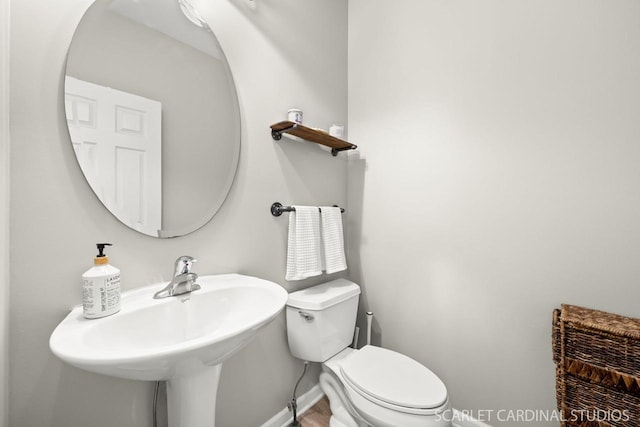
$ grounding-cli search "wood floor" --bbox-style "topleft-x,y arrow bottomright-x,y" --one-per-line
297,396 -> 331,427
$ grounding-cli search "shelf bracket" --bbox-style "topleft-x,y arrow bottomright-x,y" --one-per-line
271,123 -> 298,141
330,146 -> 357,157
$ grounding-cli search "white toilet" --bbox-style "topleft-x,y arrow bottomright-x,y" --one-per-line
286,279 -> 452,427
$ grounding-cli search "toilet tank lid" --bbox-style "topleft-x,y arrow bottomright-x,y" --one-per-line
287,279 -> 360,310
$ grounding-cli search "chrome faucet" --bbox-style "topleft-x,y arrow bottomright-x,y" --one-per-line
153,256 -> 201,299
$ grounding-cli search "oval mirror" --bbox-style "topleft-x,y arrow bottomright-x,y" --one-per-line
64,0 -> 240,238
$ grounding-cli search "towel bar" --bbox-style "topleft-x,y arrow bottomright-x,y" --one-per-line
270,202 -> 345,217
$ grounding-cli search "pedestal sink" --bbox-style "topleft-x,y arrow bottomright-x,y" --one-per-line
49,274 -> 288,427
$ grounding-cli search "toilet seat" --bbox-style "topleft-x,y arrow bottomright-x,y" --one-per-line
339,345 -> 448,415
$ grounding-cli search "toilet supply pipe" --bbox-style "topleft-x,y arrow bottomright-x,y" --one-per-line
288,360 -> 309,427
366,312 -> 373,346
352,326 -> 360,349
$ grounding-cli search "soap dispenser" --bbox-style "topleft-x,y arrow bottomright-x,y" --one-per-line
82,243 -> 121,319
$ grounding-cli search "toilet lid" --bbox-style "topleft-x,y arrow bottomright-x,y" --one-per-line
339,345 -> 447,410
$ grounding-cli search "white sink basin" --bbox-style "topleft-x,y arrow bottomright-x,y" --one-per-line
50,273 -> 288,427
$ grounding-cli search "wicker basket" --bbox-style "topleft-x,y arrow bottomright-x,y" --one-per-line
552,304 -> 640,427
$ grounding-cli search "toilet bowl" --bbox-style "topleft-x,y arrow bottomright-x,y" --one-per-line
286,279 -> 452,427
321,346 -> 451,427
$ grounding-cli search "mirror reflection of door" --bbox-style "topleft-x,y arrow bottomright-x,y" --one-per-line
65,76 -> 162,235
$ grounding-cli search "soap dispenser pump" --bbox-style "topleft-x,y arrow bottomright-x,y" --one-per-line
82,243 -> 121,319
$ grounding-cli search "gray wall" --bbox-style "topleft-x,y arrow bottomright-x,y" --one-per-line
9,0 -> 347,426
0,0 -> 9,425
348,1 -> 640,425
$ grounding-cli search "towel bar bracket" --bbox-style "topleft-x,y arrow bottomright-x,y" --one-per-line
271,202 -> 286,217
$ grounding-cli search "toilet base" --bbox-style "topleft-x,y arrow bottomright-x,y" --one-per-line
320,372 -> 367,427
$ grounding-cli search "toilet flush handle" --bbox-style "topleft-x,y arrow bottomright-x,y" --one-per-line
298,311 -> 314,322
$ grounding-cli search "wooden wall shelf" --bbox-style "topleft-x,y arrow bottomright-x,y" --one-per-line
270,121 -> 357,156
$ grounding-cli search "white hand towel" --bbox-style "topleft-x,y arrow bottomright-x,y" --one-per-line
285,206 -> 323,281
320,206 -> 347,274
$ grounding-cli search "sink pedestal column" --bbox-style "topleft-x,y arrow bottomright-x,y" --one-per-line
166,364 -> 222,427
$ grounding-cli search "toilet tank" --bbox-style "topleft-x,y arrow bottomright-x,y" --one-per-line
286,279 -> 360,362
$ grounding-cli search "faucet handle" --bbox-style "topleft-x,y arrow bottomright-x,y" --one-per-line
174,256 -> 197,275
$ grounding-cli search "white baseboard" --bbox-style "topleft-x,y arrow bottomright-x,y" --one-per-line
260,385 -> 492,427
452,409 -> 493,427
260,384 -> 325,427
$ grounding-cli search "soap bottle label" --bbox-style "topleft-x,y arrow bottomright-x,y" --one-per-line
83,273 -> 121,319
